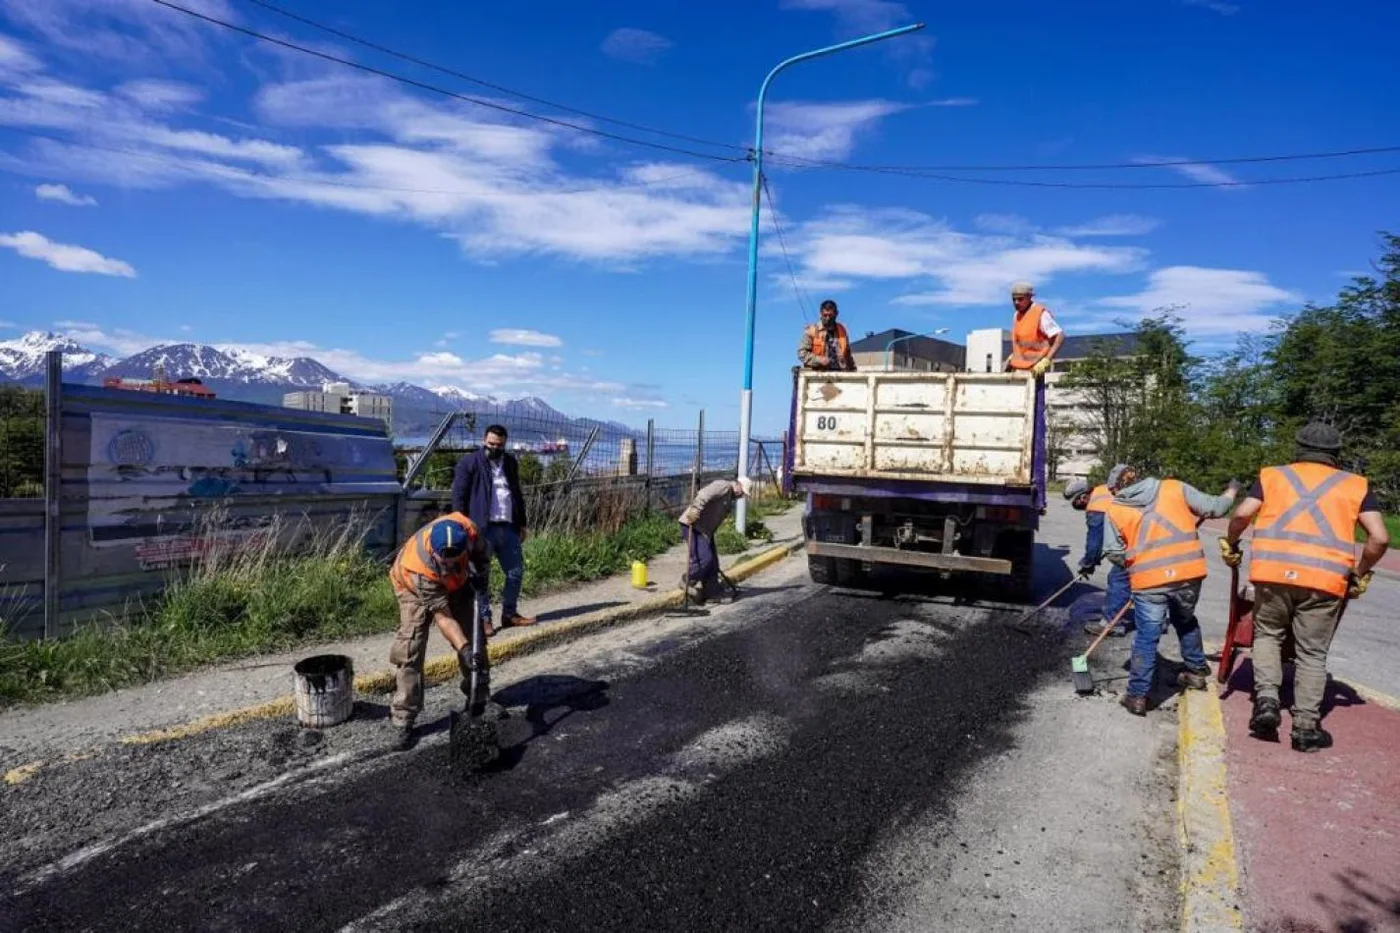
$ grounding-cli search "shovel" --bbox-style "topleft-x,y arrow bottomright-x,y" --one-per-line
449,597 -> 502,773
1007,571 -> 1088,634
1070,602 -> 1133,694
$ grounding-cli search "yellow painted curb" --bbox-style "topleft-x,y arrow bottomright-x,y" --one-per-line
5,539 -> 803,783
1177,686 -> 1244,932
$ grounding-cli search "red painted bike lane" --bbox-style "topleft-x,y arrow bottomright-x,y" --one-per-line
1217,661 -> 1400,932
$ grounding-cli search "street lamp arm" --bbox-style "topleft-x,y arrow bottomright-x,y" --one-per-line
884,328 -> 949,371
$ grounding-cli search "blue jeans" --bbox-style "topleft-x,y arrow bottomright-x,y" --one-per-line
475,523 -> 524,624
1104,565 -> 1134,633
1127,580 -> 1209,698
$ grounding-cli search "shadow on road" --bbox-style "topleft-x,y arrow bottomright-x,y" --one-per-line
484,675 -> 612,772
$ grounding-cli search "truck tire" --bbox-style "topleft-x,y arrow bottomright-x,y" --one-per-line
993,530 -> 1035,602
808,554 -> 837,585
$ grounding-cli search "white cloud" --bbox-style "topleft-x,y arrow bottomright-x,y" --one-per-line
490,329 -> 563,348
779,206 -> 1145,305
765,99 -> 908,162
0,231 -> 135,276
1055,214 -> 1160,237
612,397 -> 669,410
1183,0 -> 1240,14
600,28 -> 674,65
0,33 -> 42,75
0,0 -> 237,64
115,79 -> 204,111
1135,155 -> 1242,187
35,183 -> 97,206
780,0 -> 934,66
1099,266 -> 1298,334
927,97 -> 977,107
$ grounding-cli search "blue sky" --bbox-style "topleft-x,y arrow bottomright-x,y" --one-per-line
1,0 -> 1397,434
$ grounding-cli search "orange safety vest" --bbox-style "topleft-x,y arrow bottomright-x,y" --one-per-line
1086,484 -> 1111,514
808,322 -> 849,364
1009,303 -> 1051,371
390,511 -> 479,594
1107,479 -> 1207,591
1249,463 -> 1366,598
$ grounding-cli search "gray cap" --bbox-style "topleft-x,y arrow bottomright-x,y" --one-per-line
1295,422 -> 1342,452
1105,463 -> 1131,490
1063,478 -> 1089,500
1010,280 -> 1034,296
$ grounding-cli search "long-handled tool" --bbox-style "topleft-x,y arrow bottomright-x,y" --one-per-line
1070,602 -> 1133,694
1008,572 -> 1087,634
449,599 -> 502,774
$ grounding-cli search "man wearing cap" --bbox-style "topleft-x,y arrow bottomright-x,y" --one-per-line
1221,423 -> 1390,751
1104,465 -> 1240,716
798,299 -> 856,371
1066,464 -> 1135,637
387,511 -> 489,750
1003,282 -> 1065,376
678,477 -> 749,603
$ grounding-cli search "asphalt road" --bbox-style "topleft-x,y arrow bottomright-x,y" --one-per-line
0,543 -> 1179,933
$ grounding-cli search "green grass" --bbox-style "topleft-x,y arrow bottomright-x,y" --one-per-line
0,508 -> 714,708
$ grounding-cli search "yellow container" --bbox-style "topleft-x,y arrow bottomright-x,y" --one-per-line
630,560 -> 648,589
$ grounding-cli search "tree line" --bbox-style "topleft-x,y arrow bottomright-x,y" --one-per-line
1061,232 -> 1400,510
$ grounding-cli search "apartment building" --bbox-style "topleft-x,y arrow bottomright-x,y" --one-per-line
284,381 -> 394,429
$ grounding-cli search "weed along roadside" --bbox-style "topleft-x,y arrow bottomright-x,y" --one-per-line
0,499 -> 792,709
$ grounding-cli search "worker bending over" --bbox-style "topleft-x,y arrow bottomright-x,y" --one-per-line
1221,422 -> 1390,751
679,477 -> 749,603
1066,463 -> 1135,637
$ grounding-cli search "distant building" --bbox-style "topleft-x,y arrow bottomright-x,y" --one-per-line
284,382 -> 393,429
848,328 -> 967,373
103,375 -> 216,399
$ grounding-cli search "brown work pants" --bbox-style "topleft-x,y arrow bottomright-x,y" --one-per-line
1251,583 -> 1344,729
389,586 -> 481,728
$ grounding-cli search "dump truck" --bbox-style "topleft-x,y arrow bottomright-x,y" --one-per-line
783,368 -> 1047,599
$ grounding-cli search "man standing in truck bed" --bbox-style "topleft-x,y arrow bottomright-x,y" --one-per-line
798,299 -> 856,371
1003,281 -> 1065,375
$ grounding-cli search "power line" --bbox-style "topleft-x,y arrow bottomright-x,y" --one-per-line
232,0 -> 748,157
146,0 -> 748,165
7,128 -> 745,196
765,158 -> 1400,189
761,175 -> 812,321
189,0 -> 1400,179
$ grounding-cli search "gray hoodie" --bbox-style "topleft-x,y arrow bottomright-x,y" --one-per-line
1103,477 -> 1234,588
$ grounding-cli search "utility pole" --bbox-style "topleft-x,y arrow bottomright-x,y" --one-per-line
734,22 -> 926,534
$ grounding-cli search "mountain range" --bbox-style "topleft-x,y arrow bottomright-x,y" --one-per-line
0,331 -> 635,441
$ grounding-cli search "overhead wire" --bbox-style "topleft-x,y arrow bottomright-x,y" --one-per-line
761,175 -> 812,321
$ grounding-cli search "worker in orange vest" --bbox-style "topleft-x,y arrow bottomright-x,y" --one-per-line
1220,423 -> 1390,751
1104,465 -> 1240,716
798,299 -> 856,371
1003,281 -> 1065,376
387,512 -> 489,750
1066,464 -> 1135,637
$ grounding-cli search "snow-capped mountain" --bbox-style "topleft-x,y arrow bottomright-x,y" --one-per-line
101,343 -> 352,387
0,331 -> 115,384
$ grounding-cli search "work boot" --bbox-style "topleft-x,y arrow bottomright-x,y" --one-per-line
503,613 -> 536,628
1120,694 -> 1148,716
392,723 -> 417,752
1083,619 -> 1129,638
1291,724 -> 1334,753
1177,668 -> 1210,691
1248,697 -> 1282,736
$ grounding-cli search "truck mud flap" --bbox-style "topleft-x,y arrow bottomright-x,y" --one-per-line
805,540 -> 1012,575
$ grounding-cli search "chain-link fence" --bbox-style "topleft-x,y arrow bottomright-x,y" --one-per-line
398,407 -> 787,534
0,386 -> 45,498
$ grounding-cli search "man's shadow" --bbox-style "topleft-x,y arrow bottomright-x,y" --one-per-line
472,674 -> 612,771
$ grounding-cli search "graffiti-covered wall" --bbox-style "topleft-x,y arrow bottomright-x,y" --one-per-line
0,384 -> 402,640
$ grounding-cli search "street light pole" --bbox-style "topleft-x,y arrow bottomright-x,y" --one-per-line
883,328 -> 949,371
735,22 -> 925,534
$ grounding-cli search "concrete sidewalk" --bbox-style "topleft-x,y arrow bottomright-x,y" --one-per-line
1216,661 -> 1400,932
0,507 -> 804,760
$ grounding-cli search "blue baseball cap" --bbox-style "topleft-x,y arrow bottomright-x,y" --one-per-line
430,520 -> 471,557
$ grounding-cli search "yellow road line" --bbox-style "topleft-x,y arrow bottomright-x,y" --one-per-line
5,540 -> 802,782
1177,685 -> 1244,932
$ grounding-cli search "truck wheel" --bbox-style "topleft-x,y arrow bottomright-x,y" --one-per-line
808,554 -> 837,585
993,531 -> 1035,602
835,558 -> 868,588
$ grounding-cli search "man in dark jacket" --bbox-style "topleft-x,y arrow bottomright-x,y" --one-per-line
451,424 -> 534,632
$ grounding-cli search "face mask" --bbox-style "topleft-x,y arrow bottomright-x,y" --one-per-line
487,447 -> 504,460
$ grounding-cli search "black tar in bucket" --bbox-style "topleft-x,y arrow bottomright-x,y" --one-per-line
293,654 -> 350,690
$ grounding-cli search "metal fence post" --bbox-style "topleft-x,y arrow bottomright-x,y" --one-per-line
43,350 -> 62,640
644,419 -> 655,512
690,410 -> 704,501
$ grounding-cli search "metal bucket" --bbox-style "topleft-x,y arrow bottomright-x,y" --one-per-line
293,654 -> 355,728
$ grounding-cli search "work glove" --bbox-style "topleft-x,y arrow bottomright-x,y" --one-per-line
1218,537 -> 1244,568
458,644 -> 487,673
1077,560 -> 1098,579
1346,570 -> 1373,599
1031,357 -> 1052,377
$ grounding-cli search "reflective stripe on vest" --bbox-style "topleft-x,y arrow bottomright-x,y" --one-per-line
390,512 -> 477,594
1009,303 -> 1051,370
1086,484 -> 1111,514
808,322 -> 849,363
1249,463 -> 1365,598
1107,479 -> 1207,591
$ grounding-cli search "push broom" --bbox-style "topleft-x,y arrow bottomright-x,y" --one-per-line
1070,602 -> 1133,694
